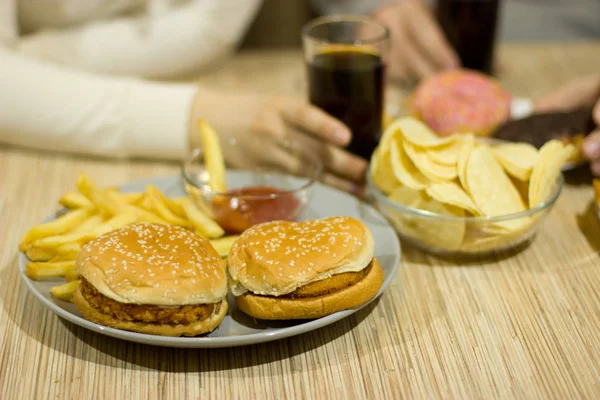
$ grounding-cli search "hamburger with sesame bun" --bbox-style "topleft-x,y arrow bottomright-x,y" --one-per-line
73,223 -> 228,337
228,216 -> 384,320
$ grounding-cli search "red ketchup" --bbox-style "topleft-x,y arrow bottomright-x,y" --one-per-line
212,186 -> 301,234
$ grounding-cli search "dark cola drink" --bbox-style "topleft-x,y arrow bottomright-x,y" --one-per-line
437,0 -> 500,74
308,49 -> 385,159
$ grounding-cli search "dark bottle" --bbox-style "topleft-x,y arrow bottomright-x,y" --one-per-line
437,0 -> 500,75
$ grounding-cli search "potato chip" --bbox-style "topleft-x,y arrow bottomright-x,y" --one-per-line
491,142 -> 538,181
461,233 -> 511,253
461,223 -> 535,252
510,176 -> 529,206
426,182 -> 479,215
379,119 -> 403,148
457,138 -> 474,192
403,141 -> 458,182
386,186 -> 465,250
529,140 -> 574,207
370,146 -> 401,194
389,139 -> 429,190
397,118 -> 458,147
594,179 -> 600,206
466,146 -> 527,231
426,134 -> 474,166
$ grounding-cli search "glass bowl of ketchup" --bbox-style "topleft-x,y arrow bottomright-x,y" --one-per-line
181,139 -> 323,235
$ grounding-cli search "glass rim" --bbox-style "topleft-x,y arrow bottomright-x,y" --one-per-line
367,168 -> 563,222
302,14 -> 390,45
181,141 -> 324,199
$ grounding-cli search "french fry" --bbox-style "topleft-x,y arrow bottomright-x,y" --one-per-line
118,193 -> 144,205
25,260 -> 76,280
197,119 -> 227,192
33,213 -> 137,249
71,214 -> 104,234
146,185 -> 190,227
28,214 -> 102,258
77,174 -> 167,224
20,208 -> 93,250
25,247 -> 54,262
50,280 -> 79,302
76,173 -> 121,215
126,204 -> 168,224
55,242 -> 82,260
59,191 -> 93,209
65,268 -> 80,282
139,195 -> 154,211
181,198 -> 224,239
170,197 -> 188,206
210,236 -> 239,258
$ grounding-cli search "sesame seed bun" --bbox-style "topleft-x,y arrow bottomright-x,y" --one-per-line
76,223 -> 227,306
228,217 -> 382,320
73,286 -> 228,337
228,217 -> 375,297
235,259 -> 384,320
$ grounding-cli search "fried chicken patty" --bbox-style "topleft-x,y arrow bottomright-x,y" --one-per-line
280,261 -> 373,299
79,279 -> 220,325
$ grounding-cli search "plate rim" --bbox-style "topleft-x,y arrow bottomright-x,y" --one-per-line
18,174 -> 401,348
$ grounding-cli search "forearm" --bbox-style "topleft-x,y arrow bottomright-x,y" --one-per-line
0,48 -> 197,159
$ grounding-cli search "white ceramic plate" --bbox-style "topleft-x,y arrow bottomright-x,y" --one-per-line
18,173 -> 401,348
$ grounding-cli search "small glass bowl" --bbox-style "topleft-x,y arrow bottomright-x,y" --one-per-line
367,170 -> 563,256
181,139 -> 323,234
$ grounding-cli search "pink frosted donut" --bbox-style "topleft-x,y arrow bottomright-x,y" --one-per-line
412,70 -> 511,137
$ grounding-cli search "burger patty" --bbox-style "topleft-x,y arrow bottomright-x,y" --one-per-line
281,261 -> 373,299
79,279 -> 219,325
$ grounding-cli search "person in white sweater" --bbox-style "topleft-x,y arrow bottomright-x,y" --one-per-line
2,0 -> 599,185
0,0 -> 367,193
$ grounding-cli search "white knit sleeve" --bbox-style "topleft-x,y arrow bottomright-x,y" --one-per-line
0,48 -> 197,159
15,0 -> 262,79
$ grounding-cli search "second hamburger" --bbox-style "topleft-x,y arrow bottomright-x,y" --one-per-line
228,216 -> 384,320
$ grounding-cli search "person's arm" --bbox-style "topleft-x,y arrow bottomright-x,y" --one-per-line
15,0 -> 262,78
0,48 -> 197,159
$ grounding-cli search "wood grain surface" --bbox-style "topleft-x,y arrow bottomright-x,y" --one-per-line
1,43 -> 600,400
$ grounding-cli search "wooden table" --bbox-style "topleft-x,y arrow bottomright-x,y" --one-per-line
2,43 -> 600,399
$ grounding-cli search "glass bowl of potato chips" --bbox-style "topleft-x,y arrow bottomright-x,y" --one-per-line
368,117 -> 573,255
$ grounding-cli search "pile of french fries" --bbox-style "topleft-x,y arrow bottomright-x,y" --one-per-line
21,172 -> 238,302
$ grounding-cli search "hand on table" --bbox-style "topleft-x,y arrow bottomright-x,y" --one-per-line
535,74 -> 600,175
190,91 -> 368,194
372,0 -> 459,84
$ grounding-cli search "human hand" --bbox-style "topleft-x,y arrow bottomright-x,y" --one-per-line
189,90 -> 368,194
372,0 -> 459,84
534,74 -> 600,175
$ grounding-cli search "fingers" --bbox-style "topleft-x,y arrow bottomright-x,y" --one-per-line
323,145 -> 368,182
275,97 -> 351,146
254,105 -> 289,142
395,29 -> 437,81
289,130 -> 368,182
405,0 -> 459,70
583,130 -> 600,161
375,1 -> 457,83
322,173 -> 364,197
591,161 -> 600,177
535,74 -> 600,112
387,44 -> 411,84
